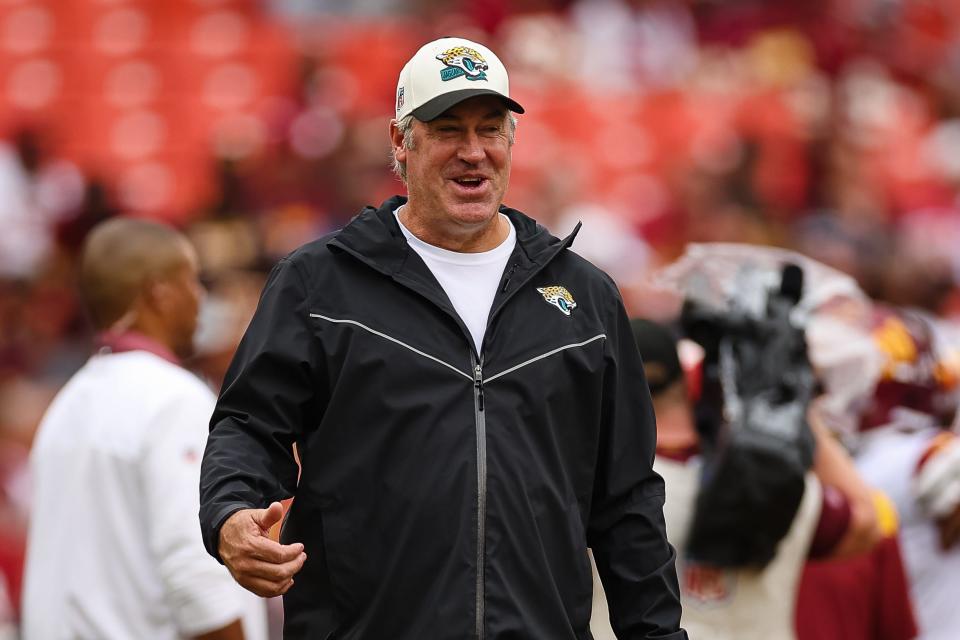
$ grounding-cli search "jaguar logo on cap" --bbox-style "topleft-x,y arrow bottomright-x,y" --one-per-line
394,37 -> 524,121
436,46 -> 489,82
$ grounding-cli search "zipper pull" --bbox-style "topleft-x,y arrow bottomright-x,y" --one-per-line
500,262 -> 519,293
474,364 -> 485,412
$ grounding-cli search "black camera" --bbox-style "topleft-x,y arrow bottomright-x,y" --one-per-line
680,264 -> 817,569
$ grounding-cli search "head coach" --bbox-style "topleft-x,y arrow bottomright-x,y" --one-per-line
199,36 -> 686,640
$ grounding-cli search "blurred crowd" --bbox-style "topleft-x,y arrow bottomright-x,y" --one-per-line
1,0 -> 960,636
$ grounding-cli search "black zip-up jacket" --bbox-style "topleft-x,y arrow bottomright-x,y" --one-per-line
200,196 -> 686,639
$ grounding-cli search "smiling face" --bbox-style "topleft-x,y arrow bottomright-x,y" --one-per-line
391,95 -> 513,250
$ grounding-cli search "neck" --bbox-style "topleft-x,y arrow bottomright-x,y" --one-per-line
399,203 -> 508,253
129,313 -> 183,361
95,329 -> 180,365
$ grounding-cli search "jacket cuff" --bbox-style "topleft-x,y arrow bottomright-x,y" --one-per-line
203,503 -> 254,563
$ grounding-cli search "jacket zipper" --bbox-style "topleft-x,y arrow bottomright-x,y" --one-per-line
472,355 -> 487,640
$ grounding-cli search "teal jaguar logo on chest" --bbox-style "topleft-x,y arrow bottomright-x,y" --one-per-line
537,286 -> 577,316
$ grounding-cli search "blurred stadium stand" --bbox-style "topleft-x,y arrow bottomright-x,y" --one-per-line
1,0 -> 959,635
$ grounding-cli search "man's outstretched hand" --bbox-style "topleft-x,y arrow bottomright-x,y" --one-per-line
219,501 -> 306,597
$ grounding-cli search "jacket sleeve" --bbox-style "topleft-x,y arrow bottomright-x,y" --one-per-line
587,288 -> 687,639
199,257 -> 324,560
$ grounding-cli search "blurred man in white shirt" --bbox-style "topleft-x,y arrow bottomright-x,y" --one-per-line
21,218 -> 266,640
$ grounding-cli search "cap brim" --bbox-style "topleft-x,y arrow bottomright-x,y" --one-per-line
411,88 -> 525,122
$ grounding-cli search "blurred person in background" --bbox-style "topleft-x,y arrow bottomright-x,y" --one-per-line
0,129 -> 84,281
808,306 -> 960,639
591,318 -> 883,640
200,36 -> 685,639
191,269 -> 269,392
20,219 -> 267,640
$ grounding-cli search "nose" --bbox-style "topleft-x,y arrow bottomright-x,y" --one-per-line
457,130 -> 485,164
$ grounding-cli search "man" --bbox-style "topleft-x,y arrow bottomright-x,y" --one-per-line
21,219 -> 266,639
199,37 -> 685,639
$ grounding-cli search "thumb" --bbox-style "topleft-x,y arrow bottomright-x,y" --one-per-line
253,501 -> 285,533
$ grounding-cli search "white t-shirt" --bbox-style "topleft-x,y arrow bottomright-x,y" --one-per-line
22,350 -> 267,640
395,208 -> 516,355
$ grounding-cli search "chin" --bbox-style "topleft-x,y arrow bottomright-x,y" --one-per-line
448,201 -> 500,225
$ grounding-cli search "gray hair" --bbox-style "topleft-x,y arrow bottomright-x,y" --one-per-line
391,112 -> 518,184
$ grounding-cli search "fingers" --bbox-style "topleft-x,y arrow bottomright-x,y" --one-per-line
227,550 -> 306,598
221,527 -> 304,566
241,576 -> 296,599
218,506 -> 307,597
247,535 -> 305,564
221,506 -> 301,556
242,551 -> 307,582
253,501 -> 285,532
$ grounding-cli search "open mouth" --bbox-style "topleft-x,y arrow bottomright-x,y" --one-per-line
452,176 -> 487,190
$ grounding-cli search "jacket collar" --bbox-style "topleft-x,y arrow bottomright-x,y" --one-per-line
327,196 -> 582,357
328,195 -> 579,277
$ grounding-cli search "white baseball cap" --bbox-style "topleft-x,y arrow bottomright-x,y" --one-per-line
395,37 -> 525,122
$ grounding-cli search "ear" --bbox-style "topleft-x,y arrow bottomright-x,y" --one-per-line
389,119 -> 408,164
142,277 -> 176,314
